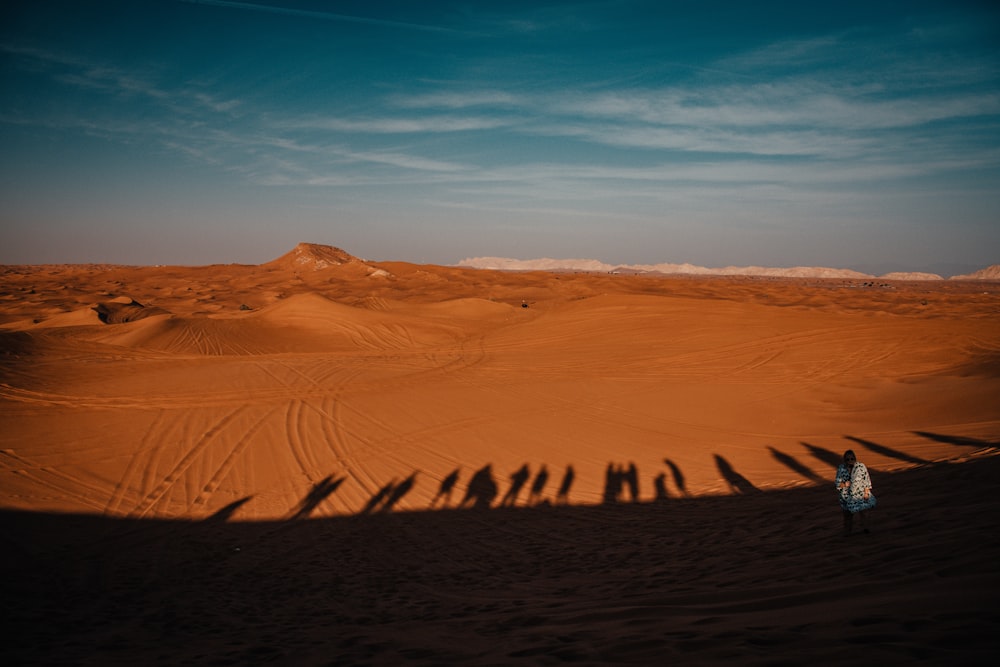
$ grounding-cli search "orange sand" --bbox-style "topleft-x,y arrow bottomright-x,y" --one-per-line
2,244 -> 998,664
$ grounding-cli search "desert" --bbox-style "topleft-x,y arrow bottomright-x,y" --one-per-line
2,243 -> 999,665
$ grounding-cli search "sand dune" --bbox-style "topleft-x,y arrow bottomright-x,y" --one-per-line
1,243 -> 998,664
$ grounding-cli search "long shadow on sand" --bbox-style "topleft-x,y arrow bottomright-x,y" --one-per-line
663,458 -> 688,496
3,450 -> 999,665
844,435 -> 932,466
602,462 -> 641,503
914,431 -> 1000,448
290,475 -> 345,519
768,446 -> 827,484
714,454 -> 761,494
801,441 -> 845,470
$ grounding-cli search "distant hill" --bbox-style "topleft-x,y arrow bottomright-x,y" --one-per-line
264,242 -> 362,270
456,256 -> 998,281
265,243 -> 391,278
260,246 -> 996,282
950,265 -> 1000,280
456,256 -> 873,279
880,272 -> 943,281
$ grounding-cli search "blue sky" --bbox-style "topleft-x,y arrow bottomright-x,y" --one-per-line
2,0 -> 998,273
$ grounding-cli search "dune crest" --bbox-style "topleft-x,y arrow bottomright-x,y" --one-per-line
397,296 -> 517,321
15,307 -> 103,329
92,297 -> 169,324
254,291 -> 468,349
82,292 -> 474,355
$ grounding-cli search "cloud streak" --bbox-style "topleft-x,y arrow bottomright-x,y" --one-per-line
177,0 -> 467,34
2,43 -> 242,117
283,115 -> 512,134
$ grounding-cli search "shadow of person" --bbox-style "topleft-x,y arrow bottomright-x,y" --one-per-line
460,464 -> 498,510
714,455 -> 759,494
528,465 -> 549,506
291,476 -> 344,519
801,442 -> 843,470
625,462 -> 639,502
602,462 -> 640,503
381,473 -> 417,513
768,446 -> 826,483
653,473 -> 669,501
914,431 -> 999,448
432,468 -> 460,509
556,465 -> 575,505
845,435 -> 930,465
664,458 -> 687,496
603,463 -> 623,504
501,464 -> 530,507
203,496 -> 252,524
361,480 -> 396,514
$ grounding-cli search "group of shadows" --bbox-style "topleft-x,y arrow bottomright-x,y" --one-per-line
210,431 -> 992,522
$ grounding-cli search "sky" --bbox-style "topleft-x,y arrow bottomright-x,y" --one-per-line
2,0 -> 999,274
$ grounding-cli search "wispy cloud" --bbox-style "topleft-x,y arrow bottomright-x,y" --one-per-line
334,149 -> 466,173
284,115 -> 511,134
391,91 -> 523,109
552,85 -> 1000,132
177,0 -> 467,34
457,4 -> 602,37
2,43 -> 242,116
3,44 -> 165,100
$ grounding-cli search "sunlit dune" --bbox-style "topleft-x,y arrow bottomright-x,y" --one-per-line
2,243 -> 999,664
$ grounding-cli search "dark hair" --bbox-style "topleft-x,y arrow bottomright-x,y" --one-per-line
843,449 -> 857,461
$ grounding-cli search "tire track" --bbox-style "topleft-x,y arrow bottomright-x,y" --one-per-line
104,408 -> 168,516
309,395 -> 466,472
0,449 -> 111,512
486,323 -> 888,383
319,396 -> 382,499
260,360 -> 368,486
327,320 -> 891,458
129,406 -> 246,518
285,398 -> 325,481
0,381 -> 305,410
189,404 -> 279,512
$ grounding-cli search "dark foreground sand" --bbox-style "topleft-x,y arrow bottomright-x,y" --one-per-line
3,443 -> 999,666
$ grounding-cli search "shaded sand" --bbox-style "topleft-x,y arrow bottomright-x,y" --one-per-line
1,245 -> 999,663
3,454 -> 999,665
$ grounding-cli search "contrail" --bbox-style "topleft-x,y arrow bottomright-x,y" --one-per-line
178,0 -> 465,34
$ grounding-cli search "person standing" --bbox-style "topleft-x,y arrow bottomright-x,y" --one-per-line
835,449 -> 876,535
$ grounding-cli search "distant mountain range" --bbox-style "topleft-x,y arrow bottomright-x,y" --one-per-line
456,257 -> 1000,281
256,244 -> 999,281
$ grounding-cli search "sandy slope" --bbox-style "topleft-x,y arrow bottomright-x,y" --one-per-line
2,251 -> 997,518
1,246 -> 999,663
